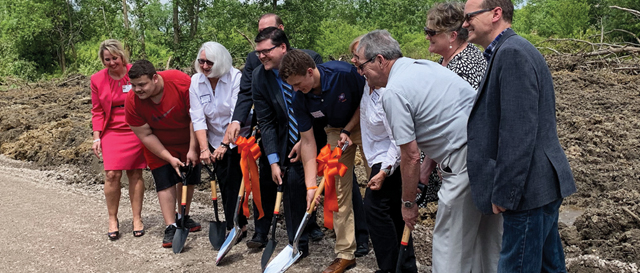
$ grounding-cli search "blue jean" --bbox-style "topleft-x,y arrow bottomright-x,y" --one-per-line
498,198 -> 567,273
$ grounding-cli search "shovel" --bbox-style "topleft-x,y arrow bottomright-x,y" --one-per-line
264,177 -> 326,273
204,163 -> 226,250
261,182 -> 285,272
173,164 -> 192,254
395,225 -> 412,273
215,178 -> 245,265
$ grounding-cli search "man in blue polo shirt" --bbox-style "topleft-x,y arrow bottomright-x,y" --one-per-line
280,49 -> 365,273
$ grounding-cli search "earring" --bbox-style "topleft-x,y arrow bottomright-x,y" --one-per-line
449,44 -> 453,49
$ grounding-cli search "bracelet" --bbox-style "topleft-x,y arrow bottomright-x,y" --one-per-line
200,149 -> 209,154
93,139 -> 101,143
220,142 -> 230,149
340,129 -> 351,136
306,186 -> 318,190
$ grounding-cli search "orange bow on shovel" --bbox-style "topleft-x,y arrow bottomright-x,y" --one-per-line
236,135 -> 264,220
316,144 -> 348,230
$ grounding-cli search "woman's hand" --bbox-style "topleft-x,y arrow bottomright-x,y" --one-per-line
92,139 -> 102,158
200,149 -> 212,164
212,146 -> 227,162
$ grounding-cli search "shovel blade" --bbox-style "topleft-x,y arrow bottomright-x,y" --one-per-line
172,227 -> 189,254
216,226 -> 241,265
209,221 -> 226,250
264,245 -> 301,273
261,238 -> 278,272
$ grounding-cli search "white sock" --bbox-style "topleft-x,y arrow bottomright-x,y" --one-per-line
176,213 -> 182,220
167,223 -> 177,229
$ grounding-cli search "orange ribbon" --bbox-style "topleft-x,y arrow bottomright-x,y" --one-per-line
316,144 -> 348,229
236,136 -> 264,219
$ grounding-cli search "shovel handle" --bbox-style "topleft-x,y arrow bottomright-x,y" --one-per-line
306,177 -> 325,214
181,184 -> 188,205
237,178 -> 245,198
400,225 -> 411,246
274,187 -> 283,215
211,180 -> 218,201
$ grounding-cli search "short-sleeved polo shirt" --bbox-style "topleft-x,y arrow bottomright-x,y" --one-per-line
293,61 -> 365,132
381,57 -> 476,164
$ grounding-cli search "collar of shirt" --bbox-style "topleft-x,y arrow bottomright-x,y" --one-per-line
272,69 -> 293,108
196,71 -> 231,94
483,28 -> 511,61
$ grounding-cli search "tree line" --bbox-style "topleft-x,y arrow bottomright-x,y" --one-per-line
0,0 -> 638,81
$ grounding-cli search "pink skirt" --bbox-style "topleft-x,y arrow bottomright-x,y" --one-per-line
101,127 -> 146,170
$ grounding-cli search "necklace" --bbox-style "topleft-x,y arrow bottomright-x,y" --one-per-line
445,42 -> 466,65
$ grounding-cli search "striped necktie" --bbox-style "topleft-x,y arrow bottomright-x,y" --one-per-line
282,84 -> 299,149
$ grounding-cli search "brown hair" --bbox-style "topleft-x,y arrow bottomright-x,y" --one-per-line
481,0 -> 514,23
98,39 -> 129,64
279,49 -> 316,81
258,13 -> 284,26
426,2 -> 468,42
128,60 -> 156,80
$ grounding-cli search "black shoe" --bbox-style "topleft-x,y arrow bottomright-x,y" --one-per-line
162,225 -> 177,248
246,233 -> 268,249
176,214 -> 202,232
309,228 -> 325,242
234,229 -> 248,245
354,242 -> 370,257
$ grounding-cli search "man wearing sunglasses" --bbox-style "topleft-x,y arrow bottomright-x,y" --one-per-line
463,0 -> 576,272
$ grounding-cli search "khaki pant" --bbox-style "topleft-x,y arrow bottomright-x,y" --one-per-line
325,126 -> 368,260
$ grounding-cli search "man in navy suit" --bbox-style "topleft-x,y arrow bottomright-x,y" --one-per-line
463,0 -> 577,272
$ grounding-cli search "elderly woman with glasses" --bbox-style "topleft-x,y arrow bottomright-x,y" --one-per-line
189,42 -> 252,239
425,2 -> 486,89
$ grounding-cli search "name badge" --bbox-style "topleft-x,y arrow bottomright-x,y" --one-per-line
122,84 -> 132,93
311,110 -> 325,118
200,94 -> 211,104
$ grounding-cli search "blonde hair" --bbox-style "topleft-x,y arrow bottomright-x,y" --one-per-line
194,42 -> 232,78
349,34 -> 365,54
98,39 -> 129,64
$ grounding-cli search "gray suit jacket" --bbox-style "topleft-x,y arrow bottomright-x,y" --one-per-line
467,29 -> 576,215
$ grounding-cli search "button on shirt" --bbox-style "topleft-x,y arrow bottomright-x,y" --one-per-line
293,61 -> 365,132
381,57 -> 476,164
360,83 -> 400,175
189,67 -> 251,149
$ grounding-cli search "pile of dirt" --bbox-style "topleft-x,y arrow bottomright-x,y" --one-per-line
0,56 -> 639,271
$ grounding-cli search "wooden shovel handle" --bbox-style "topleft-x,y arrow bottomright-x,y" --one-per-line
210,180 -> 218,201
237,178 -> 245,197
274,190 -> 283,215
306,177 -> 326,214
400,225 -> 411,246
181,184 -> 188,205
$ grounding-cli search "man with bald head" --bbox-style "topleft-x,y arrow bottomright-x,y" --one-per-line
463,0 -> 576,272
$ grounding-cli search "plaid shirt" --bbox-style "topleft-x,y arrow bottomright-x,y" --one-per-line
483,28 -> 511,61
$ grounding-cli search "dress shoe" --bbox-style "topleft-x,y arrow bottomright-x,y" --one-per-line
354,242 -> 370,257
246,232 -> 268,248
322,258 -> 356,273
309,227 -> 325,241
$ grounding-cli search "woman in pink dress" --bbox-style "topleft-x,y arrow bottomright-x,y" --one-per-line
91,39 -> 147,240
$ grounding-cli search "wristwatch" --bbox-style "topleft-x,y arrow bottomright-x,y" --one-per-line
401,198 -> 415,208
340,129 -> 351,136
381,166 -> 391,176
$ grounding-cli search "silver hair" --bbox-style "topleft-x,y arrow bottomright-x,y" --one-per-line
194,42 -> 232,78
357,30 -> 403,60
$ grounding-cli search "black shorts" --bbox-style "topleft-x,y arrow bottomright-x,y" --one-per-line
151,163 -> 202,192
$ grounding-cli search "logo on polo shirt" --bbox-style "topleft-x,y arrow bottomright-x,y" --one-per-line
338,93 -> 346,102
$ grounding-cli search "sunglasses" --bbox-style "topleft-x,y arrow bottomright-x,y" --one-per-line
423,27 -> 440,37
197,59 -> 214,66
255,45 -> 278,57
357,56 -> 376,71
464,8 -> 494,23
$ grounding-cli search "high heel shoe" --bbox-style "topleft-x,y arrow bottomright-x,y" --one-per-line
133,220 -> 145,237
108,219 -> 120,241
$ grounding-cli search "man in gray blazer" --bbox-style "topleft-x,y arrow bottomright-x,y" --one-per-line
463,0 -> 577,272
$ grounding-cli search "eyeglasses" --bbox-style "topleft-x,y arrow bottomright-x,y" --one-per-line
357,56 -> 376,71
197,59 -> 214,66
255,45 -> 278,57
423,27 -> 440,37
464,8 -> 494,23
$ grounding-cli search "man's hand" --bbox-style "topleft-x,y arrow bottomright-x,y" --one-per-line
306,188 -> 317,211
288,141 -> 301,163
200,149 -> 212,164
492,203 -> 506,214
186,148 -> 198,166
169,157 -> 185,176
92,140 -> 102,158
337,133 -> 352,150
402,205 -> 419,230
225,122 -> 241,144
367,171 -> 386,190
270,163 -> 283,185
212,146 -> 227,162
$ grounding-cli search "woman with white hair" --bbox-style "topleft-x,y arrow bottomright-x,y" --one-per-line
189,42 -> 251,238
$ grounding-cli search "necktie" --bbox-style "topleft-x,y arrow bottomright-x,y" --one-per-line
282,83 -> 299,149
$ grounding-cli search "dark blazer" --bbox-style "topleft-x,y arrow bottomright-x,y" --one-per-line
467,29 -> 576,215
251,50 -> 323,163
232,49 -> 323,126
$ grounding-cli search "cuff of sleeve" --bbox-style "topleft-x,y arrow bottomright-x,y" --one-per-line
267,153 -> 280,165
193,122 -> 208,131
231,120 -> 241,125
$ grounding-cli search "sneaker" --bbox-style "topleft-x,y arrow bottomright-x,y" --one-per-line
176,214 -> 202,232
162,225 -> 176,248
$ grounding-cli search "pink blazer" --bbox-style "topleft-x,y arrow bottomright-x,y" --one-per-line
90,64 -> 132,137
